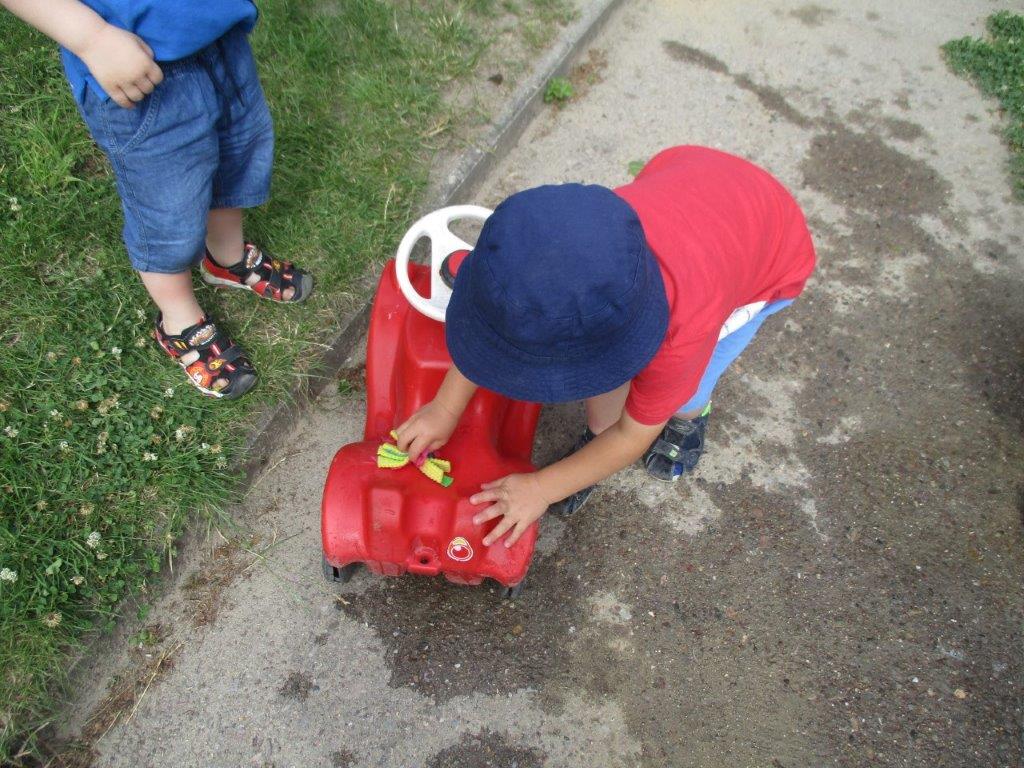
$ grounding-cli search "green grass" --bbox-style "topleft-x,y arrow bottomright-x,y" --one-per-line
0,0 -> 570,760
944,11 -> 1024,199
543,76 -> 574,103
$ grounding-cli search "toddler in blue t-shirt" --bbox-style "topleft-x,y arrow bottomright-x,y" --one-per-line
2,0 -> 313,399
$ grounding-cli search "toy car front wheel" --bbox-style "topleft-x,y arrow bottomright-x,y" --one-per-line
323,555 -> 359,584
500,581 -> 524,600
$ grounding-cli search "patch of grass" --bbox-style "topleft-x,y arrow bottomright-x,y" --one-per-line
0,0 -> 571,760
943,11 -> 1024,199
543,76 -> 574,104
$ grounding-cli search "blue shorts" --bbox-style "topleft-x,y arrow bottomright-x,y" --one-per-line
73,28 -> 274,274
678,299 -> 794,414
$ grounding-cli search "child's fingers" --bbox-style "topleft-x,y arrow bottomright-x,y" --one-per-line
483,516 -> 515,547
472,504 -> 504,526
480,477 -> 510,490
469,488 -> 502,505
405,435 -> 430,463
148,65 -> 164,86
504,521 -> 530,548
122,83 -> 146,103
109,87 -> 134,109
394,423 -> 413,451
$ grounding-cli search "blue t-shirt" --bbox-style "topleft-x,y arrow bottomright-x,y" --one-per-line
61,0 -> 259,102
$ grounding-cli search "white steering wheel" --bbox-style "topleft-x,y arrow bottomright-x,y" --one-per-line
394,205 -> 492,322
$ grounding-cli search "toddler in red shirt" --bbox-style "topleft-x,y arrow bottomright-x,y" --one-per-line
396,146 -> 815,547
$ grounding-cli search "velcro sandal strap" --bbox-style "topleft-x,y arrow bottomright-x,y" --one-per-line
649,437 -> 682,460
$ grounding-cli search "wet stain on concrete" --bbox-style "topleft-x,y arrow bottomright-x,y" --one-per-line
662,41 -> 812,127
978,238 -> 1010,262
330,748 -> 356,767
661,40 -> 729,74
883,116 -> 926,141
278,670 -> 318,702
802,122 -> 949,215
790,4 -> 836,27
426,730 -> 545,768
733,74 -> 814,128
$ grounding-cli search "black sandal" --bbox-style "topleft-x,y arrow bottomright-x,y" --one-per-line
153,314 -> 257,400
552,427 -> 598,516
200,243 -> 313,303
643,406 -> 711,482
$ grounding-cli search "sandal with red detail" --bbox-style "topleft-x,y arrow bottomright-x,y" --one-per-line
200,243 -> 313,303
154,314 -> 257,400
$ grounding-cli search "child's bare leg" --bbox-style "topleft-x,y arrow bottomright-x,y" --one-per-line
585,381 -> 630,434
139,270 -> 203,336
205,207 -> 245,267
205,207 -> 296,299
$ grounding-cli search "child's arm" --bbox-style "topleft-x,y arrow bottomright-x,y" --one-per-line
394,366 -> 478,462
471,411 -> 665,547
1,0 -> 163,108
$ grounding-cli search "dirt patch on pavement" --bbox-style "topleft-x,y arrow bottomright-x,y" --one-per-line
426,730 -> 545,768
789,4 -> 837,27
181,541 -> 252,628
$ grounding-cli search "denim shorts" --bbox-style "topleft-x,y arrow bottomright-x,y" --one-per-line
74,28 -> 274,274
678,299 -> 794,413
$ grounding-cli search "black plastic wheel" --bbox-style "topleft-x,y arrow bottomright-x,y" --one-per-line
500,581 -> 525,600
323,556 -> 359,584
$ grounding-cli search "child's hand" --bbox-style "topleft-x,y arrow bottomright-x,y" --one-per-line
471,473 -> 551,547
394,400 -> 459,462
77,23 -> 164,109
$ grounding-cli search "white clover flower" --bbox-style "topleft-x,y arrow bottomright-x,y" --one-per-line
71,575 -> 85,586
135,336 -> 148,348
49,409 -> 61,419
86,531 -> 101,549
35,500 -> 47,511
4,426 -> 18,438
209,444 -> 222,454
59,440 -> 70,452
0,568 -> 17,583
199,442 -> 210,453
174,425 -> 194,443
43,612 -> 62,627
149,406 -> 164,420
8,197 -> 21,213
96,394 -> 119,415
96,551 -> 108,560
164,387 -> 175,398
215,456 -> 228,469
79,503 -> 94,516
110,346 -> 122,356
135,309 -> 146,320
46,351 -> 57,362
142,452 -> 157,462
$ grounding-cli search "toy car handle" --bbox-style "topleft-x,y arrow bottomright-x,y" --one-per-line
394,205 -> 493,322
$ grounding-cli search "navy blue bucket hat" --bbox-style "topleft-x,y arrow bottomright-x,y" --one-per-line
445,183 -> 669,403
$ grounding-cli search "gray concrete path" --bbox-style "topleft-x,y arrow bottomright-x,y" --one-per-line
64,2 -> 1023,766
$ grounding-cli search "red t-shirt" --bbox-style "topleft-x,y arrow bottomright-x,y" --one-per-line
614,146 -> 815,425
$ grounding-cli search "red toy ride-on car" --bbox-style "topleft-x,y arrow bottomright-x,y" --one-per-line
321,206 -> 542,598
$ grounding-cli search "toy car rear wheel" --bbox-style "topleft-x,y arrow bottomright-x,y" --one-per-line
323,555 -> 359,584
500,581 -> 524,600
